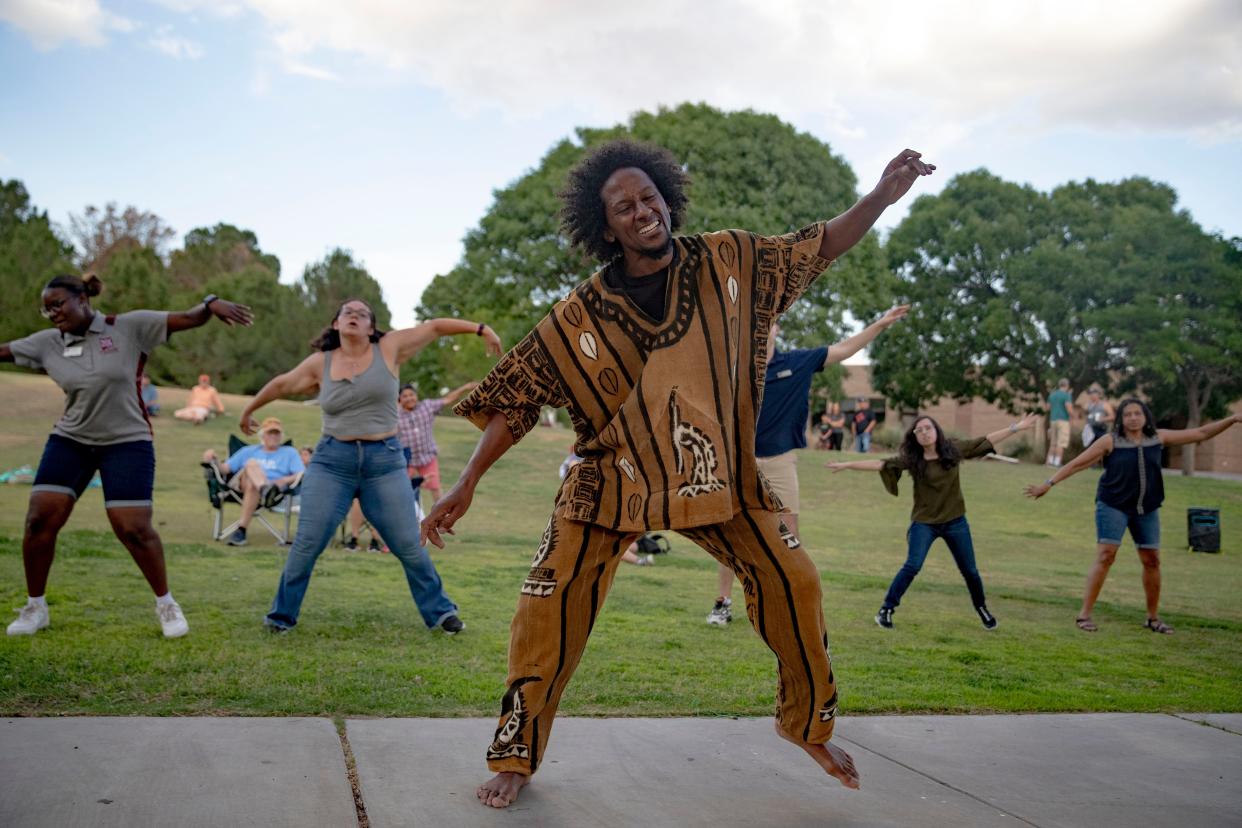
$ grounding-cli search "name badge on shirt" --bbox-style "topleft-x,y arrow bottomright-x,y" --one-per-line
776,369 -> 793,379
63,344 -> 84,358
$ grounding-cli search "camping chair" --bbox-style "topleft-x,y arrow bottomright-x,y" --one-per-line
203,434 -> 304,545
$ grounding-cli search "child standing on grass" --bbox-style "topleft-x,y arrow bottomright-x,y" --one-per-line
829,413 -> 1038,631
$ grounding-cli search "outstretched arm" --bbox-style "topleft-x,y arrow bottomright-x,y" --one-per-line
239,354 -> 322,435
819,150 -> 935,261
439,381 -> 479,408
166,297 -> 253,334
826,459 -> 885,472
1025,434 -> 1113,499
985,413 -> 1039,448
824,306 -> 909,366
421,412 -> 516,548
385,318 -> 502,365
1160,413 -> 1241,447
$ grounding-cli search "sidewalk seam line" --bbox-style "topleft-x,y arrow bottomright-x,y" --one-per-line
837,735 -> 1043,828
335,719 -> 371,828
1167,713 -> 1242,736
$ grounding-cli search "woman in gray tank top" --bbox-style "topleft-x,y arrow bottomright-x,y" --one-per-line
240,298 -> 501,633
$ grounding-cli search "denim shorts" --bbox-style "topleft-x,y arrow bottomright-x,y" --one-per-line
32,434 -> 156,508
1095,501 -> 1160,549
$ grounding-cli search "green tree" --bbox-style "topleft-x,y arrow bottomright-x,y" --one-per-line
301,248 -> 391,330
415,103 -> 885,394
67,202 -> 175,270
869,172 -> 1181,416
1103,227 -> 1242,475
0,180 -> 74,347
169,223 -> 282,294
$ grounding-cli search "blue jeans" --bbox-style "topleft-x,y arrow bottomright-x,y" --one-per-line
266,435 -> 457,630
855,431 -> 872,453
882,516 -> 987,610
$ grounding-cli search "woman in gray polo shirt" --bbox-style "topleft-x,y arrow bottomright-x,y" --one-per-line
1,273 -> 252,638
240,298 -> 500,634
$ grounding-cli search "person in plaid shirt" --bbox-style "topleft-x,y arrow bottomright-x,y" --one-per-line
397,381 -> 477,506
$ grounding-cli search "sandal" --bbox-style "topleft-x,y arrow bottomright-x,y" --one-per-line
1143,618 -> 1174,635
1075,616 -> 1098,632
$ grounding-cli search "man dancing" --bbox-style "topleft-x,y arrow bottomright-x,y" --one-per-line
422,140 -> 934,808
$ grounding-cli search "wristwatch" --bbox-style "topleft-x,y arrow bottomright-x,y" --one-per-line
203,294 -> 219,309
1009,423 -> 1019,433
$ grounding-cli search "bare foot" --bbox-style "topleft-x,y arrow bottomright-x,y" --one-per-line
774,720 -> 860,789
476,771 -> 529,808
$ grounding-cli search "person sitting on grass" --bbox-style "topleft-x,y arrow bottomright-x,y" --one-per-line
174,373 -> 225,425
140,373 -> 160,417
1025,399 -> 1241,634
829,413 -> 1038,631
202,416 -> 305,547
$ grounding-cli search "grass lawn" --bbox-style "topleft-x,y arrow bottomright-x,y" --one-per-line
1,371 -> 1240,717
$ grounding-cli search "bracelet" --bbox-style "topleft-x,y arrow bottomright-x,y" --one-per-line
476,322 -> 485,336
1009,423 -> 1018,433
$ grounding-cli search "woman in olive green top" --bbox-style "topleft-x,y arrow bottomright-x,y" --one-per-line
829,413 -> 1037,630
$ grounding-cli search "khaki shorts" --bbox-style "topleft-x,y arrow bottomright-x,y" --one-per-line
757,450 -> 799,514
1050,420 -> 1070,450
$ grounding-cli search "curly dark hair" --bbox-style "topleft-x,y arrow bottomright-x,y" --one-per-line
1112,398 -> 1158,439
899,416 -> 961,481
559,139 -> 690,263
310,298 -> 386,352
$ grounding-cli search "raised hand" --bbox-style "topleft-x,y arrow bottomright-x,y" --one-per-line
874,150 -> 935,205
210,298 -> 254,327
878,305 -> 910,328
480,326 -> 503,357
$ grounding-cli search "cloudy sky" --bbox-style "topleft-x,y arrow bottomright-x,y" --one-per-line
2,0 -> 1239,327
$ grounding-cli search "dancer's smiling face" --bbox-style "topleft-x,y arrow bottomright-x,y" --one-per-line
600,167 -> 672,261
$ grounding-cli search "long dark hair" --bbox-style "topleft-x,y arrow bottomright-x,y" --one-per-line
900,416 -> 961,480
310,299 -> 386,351
1113,398 -> 1158,439
44,273 -> 103,298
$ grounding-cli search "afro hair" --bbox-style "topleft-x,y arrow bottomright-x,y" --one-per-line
559,139 -> 690,264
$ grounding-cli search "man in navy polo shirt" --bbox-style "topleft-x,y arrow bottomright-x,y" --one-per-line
706,306 -> 908,626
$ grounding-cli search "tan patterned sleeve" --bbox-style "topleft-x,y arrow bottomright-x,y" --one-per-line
453,318 -> 570,443
753,222 -> 835,316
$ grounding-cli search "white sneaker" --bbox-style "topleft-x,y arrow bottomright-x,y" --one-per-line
7,602 -> 49,636
156,600 -> 189,638
706,597 -> 732,626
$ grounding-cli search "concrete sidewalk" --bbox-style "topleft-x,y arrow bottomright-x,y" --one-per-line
2,713 -> 1239,827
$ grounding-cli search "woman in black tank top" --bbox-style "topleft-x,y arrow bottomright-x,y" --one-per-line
1027,398 -> 1240,634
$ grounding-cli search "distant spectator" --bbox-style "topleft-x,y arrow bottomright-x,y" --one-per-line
815,412 -> 833,450
174,374 -> 225,425
397,381 -> 478,507
826,402 -> 846,451
140,373 -> 160,417
852,397 -> 876,453
202,417 -> 304,547
1045,378 -> 1073,467
1084,386 -> 1114,447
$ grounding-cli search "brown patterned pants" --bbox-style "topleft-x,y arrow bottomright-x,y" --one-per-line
485,508 -> 839,775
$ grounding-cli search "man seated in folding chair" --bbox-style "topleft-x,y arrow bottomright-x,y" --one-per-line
202,417 -> 305,546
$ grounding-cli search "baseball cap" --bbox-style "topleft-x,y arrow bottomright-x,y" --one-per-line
259,417 -> 284,434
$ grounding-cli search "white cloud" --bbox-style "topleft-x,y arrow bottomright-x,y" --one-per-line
211,0 -> 1239,140
0,0 -> 133,49
149,25 -> 204,59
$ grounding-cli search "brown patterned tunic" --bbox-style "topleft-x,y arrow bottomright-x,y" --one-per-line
456,223 -> 834,531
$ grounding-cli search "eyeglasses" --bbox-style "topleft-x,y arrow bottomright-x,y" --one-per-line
39,298 -> 69,319
338,307 -> 371,320
913,426 -> 936,435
